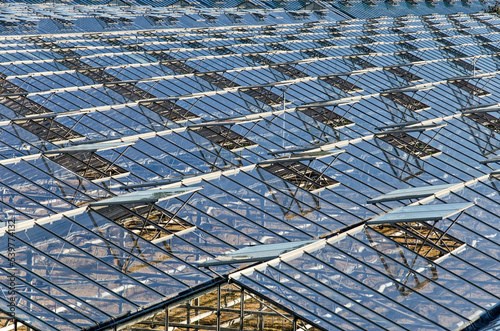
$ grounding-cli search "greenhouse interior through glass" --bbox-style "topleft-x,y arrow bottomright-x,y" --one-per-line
0,0 -> 499,330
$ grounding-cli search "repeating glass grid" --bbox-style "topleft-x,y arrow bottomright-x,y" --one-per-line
0,4 -> 499,331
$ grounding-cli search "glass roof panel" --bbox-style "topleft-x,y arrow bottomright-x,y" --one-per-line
1,5 -> 500,331
196,239 -> 317,266
367,183 -> 457,203
91,186 -> 202,206
367,202 -> 474,224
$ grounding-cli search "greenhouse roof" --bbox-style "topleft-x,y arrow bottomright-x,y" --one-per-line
0,1 -> 499,330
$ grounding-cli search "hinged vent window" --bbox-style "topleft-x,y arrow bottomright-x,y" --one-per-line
319,75 -> 363,93
48,151 -> 129,181
298,106 -> 354,128
382,93 -> 430,111
360,36 -> 376,44
196,72 -> 240,89
140,100 -> 199,122
56,55 -> 199,124
465,113 -> 500,133
354,45 -> 375,54
213,46 -> 235,55
245,53 -> 273,65
94,203 -> 193,241
399,41 -> 418,50
161,59 -> 195,74
397,52 -> 423,62
316,39 -> 334,47
270,64 -> 309,78
2,95 -> 51,117
326,26 -> 341,36
239,86 -> 284,107
378,132 -> 441,158
268,42 -> 291,51
366,203 -> 472,262
385,67 -> 423,83
191,125 -> 257,151
184,40 -> 206,49
17,119 -> 85,143
349,56 -> 376,69
370,222 -> 465,261
451,59 -> 477,72
0,74 -> 27,97
303,49 -> 327,58
90,187 -> 200,241
261,161 -> 339,193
